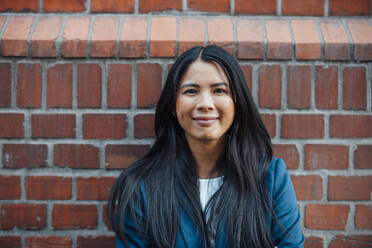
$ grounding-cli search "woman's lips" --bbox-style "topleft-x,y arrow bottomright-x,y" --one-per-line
192,116 -> 218,126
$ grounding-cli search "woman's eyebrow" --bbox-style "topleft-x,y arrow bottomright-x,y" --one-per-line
179,83 -> 199,89
180,82 -> 228,89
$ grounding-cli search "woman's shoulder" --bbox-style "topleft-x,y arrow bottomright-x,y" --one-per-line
265,157 -> 293,198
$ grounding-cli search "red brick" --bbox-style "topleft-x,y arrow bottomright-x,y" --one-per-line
287,65 -> 311,109
179,18 -> 204,55
43,0 -> 86,12
150,17 -> 177,57
0,113 -> 24,138
107,64 -> 132,108
137,63 -> 162,108
26,236 -> 72,248
282,0 -> 324,15
77,236 -> 115,248
305,144 -> 348,170
0,204 -> 46,230
47,64 -> 73,107
32,114 -> 75,138
328,176 -> 372,201
355,145 -> 372,169
304,236 -> 323,248
120,17 -> 147,58
355,205 -> 372,229
330,115 -> 372,138
305,204 -> 349,230
0,0 -> 38,12
237,19 -> 264,59
266,20 -> 292,60
273,144 -> 299,169
258,64 -> 281,109
91,0 -> 134,12
0,63 -> 11,107
291,20 -> 321,60
102,204 -> 112,230
62,17 -> 90,57
134,114 -> 155,138
78,64 -> 101,107
17,63 -> 42,108
0,236 -> 21,248
2,144 -> 47,168
329,0 -> 371,16
31,16 -> 63,57
241,65 -> 252,91
139,0 -> 181,12
91,17 -> 119,57
343,67 -> 367,110
83,114 -> 126,139
188,0 -> 229,12
76,177 -> 115,200
54,144 -> 99,169
282,114 -> 324,139
26,176 -> 71,200
52,204 -> 97,229
235,0 -> 276,14
330,235 -> 372,248
319,20 -> 349,60
291,175 -> 322,200
260,114 -> 276,138
2,16 -> 34,56
0,175 -> 20,199
348,20 -> 372,61
315,65 -> 338,109
105,144 -> 150,169
208,18 -> 234,55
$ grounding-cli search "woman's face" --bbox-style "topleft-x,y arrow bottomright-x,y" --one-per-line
175,60 -> 235,144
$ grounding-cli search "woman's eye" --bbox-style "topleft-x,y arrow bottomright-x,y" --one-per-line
183,89 -> 197,94
214,88 -> 227,94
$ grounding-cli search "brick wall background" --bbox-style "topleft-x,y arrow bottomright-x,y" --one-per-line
0,0 -> 371,247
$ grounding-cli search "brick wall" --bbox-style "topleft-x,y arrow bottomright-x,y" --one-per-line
0,1 -> 371,248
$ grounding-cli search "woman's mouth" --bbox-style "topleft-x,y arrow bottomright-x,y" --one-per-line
192,116 -> 218,126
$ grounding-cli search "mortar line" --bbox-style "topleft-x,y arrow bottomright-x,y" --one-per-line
26,15 -> 40,58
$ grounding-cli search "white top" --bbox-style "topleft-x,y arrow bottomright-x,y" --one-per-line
199,176 -> 223,210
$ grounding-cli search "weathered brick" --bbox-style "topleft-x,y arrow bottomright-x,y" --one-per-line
258,64 -> 281,109
304,236 -> 323,248
266,20 -> 292,60
134,114 -> 155,138
0,0 -> 38,12
208,18 -> 234,55
329,0 -> 371,16
237,19 -> 264,59
315,65 -> 338,109
137,63 -> 162,108
0,63 -> 11,107
291,175 -> 322,200
77,236 -> 115,248
150,17 -> 177,57
328,176 -> 372,201
282,0 -> 324,15
25,236 -> 72,248
17,63 -> 42,108
91,17 -> 119,57
282,114 -> 324,139
355,145 -> 372,169
240,65 -> 252,91
54,144 -> 99,169
330,235 -> 372,248
305,204 -> 349,230
0,204 -> 46,230
47,64 -> 73,108
105,144 -> 150,169
355,205 -> 372,229
32,114 -> 75,138
188,0 -> 229,12
179,18 -> 205,55
139,0 -> 182,12
0,236 -> 21,248
343,67 -> 367,110
78,64 -> 102,108
273,144 -> 299,169
26,176 -> 71,200
2,144 -> 47,168
76,177 -> 115,200
0,175 -> 20,199
43,0 -> 86,12
91,0 -> 134,12
52,204 -> 97,229
31,16 -> 63,57
319,20 -> 349,60
62,17 -> 90,57
260,114 -> 276,138
2,16 -> 34,56
305,145 -> 348,170
291,20 -> 321,59
330,115 -> 372,138
235,0 -> 276,14
107,64 -> 132,108
120,17 -> 147,58
287,65 -> 311,109
0,113 -> 24,138
83,114 -> 126,139
348,20 -> 372,61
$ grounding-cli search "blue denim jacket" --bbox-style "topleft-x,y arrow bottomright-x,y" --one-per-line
116,158 -> 305,247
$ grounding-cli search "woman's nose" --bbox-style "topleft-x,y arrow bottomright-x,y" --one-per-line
196,92 -> 214,111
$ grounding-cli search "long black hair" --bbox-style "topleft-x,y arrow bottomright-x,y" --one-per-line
107,45 -> 274,247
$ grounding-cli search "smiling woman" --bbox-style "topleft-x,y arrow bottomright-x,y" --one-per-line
107,45 -> 304,248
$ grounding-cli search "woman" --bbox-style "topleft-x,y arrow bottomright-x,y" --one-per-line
108,45 -> 304,247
